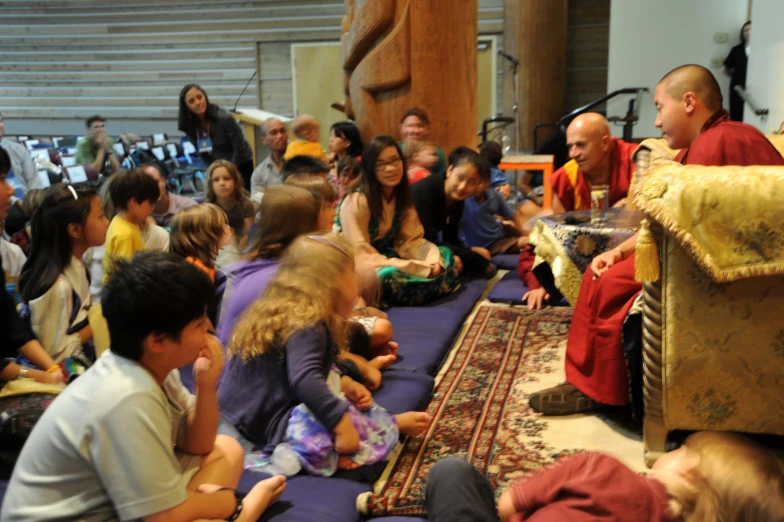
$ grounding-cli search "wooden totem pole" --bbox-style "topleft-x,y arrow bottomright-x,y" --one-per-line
338,0 -> 478,153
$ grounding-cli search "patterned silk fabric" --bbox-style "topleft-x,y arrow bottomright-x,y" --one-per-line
635,163 -> 784,282
660,239 -> 784,434
528,209 -> 639,304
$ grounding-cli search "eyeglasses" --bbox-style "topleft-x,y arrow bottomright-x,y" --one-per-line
375,157 -> 402,171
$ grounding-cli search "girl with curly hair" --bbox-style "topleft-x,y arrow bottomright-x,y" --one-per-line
218,233 -> 429,476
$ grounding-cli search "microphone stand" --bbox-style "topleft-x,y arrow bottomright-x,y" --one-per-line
498,51 -> 520,153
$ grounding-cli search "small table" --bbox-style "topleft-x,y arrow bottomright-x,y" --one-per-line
498,154 -> 554,209
528,209 -> 641,304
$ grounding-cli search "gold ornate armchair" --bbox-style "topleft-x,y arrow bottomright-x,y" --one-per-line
635,162 -> 784,467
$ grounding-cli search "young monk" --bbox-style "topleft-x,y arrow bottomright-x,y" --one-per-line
529,64 -> 784,416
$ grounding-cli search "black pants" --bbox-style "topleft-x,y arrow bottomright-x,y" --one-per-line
426,457 -> 499,522
237,159 -> 254,191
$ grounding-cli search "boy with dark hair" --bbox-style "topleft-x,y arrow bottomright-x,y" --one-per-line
412,146 -> 496,276
102,167 -> 160,282
75,114 -> 120,176
460,162 -> 526,255
1,252 -> 286,521
478,140 -> 512,198
280,154 -> 329,180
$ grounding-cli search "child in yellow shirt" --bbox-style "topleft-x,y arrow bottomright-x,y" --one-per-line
102,168 -> 160,282
283,114 -> 328,164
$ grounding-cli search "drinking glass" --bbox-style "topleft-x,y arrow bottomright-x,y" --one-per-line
590,184 -> 609,225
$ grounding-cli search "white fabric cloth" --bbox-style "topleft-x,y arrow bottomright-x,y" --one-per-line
27,256 -> 91,362
83,245 -> 105,304
142,220 -> 170,252
0,238 -> 26,285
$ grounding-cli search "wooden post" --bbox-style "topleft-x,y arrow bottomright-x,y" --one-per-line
341,0 -> 477,153
505,0 -> 568,151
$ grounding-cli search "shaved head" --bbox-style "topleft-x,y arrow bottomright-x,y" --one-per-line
565,112 -> 612,176
568,113 -> 611,140
658,64 -> 723,112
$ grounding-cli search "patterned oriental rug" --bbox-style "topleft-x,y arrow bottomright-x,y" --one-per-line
357,304 -> 645,517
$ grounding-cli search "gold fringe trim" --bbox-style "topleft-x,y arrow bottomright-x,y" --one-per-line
634,218 -> 660,282
635,201 -> 784,283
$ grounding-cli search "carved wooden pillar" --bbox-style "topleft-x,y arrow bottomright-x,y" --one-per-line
504,0 -> 568,150
340,0 -> 477,153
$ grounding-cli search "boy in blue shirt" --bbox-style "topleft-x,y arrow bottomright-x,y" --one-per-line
461,167 -> 527,255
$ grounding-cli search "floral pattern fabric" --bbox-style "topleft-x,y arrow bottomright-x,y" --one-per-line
660,239 -> 784,434
528,209 -> 639,304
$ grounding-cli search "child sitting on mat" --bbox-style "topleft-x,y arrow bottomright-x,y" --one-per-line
19,185 -> 108,373
102,167 -> 160,282
460,165 -> 527,256
2,251 -> 286,521
169,203 -> 233,325
218,233 -> 429,477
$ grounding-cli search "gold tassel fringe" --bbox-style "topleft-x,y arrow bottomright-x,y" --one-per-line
634,218 -> 660,282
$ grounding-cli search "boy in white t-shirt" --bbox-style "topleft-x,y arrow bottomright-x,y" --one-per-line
1,251 -> 286,522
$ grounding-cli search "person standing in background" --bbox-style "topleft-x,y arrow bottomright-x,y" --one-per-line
177,84 -> 255,190
398,108 -> 447,174
723,21 -> 751,122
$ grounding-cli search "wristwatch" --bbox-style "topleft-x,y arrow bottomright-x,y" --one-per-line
17,367 -> 29,380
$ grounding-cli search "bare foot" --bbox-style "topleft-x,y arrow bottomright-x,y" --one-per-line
375,341 -> 399,357
363,365 -> 382,391
237,475 -> 286,521
394,411 -> 431,436
368,353 -> 396,370
337,455 -> 361,470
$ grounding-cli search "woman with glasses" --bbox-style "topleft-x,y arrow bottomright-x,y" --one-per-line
335,136 -> 460,307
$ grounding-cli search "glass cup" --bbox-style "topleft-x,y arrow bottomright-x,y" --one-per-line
590,184 -> 609,225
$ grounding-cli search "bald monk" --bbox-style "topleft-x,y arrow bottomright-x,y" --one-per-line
518,113 -> 637,309
529,64 -> 784,415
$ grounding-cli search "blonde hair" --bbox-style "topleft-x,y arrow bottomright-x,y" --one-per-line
205,159 -> 245,203
169,203 -> 229,268
664,431 -> 784,521
404,140 -> 436,165
292,114 -> 320,139
250,185 -> 320,259
284,174 -> 338,206
228,233 -> 355,362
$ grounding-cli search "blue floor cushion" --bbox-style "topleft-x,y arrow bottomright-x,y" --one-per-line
373,370 -> 434,414
387,278 -> 486,375
486,270 -> 528,305
491,253 -> 518,270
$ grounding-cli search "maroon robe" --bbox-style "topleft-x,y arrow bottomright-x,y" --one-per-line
565,110 -> 784,405
518,138 -> 637,291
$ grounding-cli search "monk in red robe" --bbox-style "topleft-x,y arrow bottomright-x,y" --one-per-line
529,64 -> 784,415
518,113 -> 637,309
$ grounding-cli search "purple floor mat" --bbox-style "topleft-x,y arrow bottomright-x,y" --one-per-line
491,253 -> 518,270
386,278 -> 486,375
240,474 -> 370,522
486,270 -> 528,304
373,370 -> 434,414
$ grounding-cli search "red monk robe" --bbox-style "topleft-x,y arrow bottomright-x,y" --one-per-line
518,137 -> 637,292
566,110 -> 784,406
